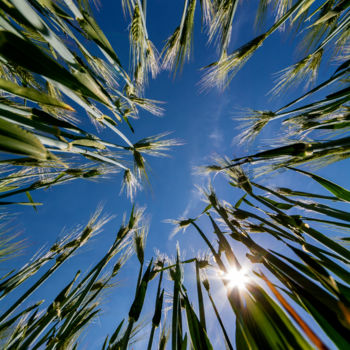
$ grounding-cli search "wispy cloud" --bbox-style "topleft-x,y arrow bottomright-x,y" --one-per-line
209,128 -> 224,149
202,91 -> 231,153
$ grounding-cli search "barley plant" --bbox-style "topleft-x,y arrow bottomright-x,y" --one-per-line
0,0 -> 349,349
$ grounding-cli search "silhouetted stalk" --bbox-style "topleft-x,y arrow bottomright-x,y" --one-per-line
207,213 -> 241,269
195,259 -> 206,330
54,233 -> 129,343
122,260 -> 153,350
121,320 -> 134,350
0,242 -> 80,323
147,264 -> 164,350
190,221 -> 227,273
203,278 -> 233,350
171,252 -> 183,350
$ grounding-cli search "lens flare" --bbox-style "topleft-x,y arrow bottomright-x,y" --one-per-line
223,267 -> 249,290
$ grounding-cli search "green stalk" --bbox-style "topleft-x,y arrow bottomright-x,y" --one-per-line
17,275 -> 82,349
53,231 -> 131,343
251,182 -> 350,260
220,0 -> 238,56
203,282 -> 233,350
314,12 -> 350,54
147,265 -> 164,350
191,222 -> 227,273
153,258 -> 196,273
136,263 -> 144,294
0,301 -> 43,334
0,171 -> 95,200
207,213 -> 241,269
191,219 -> 243,315
277,67 -> 349,113
0,243 -> 81,323
195,260 -> 206,330
121,319 -> 135,350
265,0 -> 314,38
56,255 -> 111,339
122,260 -> 153,350
171,253 -> 182,350
147,325 -> 156,350
228,206 -> 299,242
142,0 -> 147,22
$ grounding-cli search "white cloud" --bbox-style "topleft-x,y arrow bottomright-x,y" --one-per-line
209,128 -> 224,149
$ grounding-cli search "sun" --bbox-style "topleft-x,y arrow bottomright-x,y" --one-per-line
222,267 -> 249,290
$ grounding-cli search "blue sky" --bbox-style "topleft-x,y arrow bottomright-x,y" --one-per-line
1,1 -> 349,349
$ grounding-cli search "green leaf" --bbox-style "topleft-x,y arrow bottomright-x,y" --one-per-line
248,284 -> 314,349
70,139 -> 106,150
262,251 -> 350,347
288,167 -> 350,202
235,319 -> 252,350
128,260 -> 153,321
0,118 -> 53,160
109,319 -> 124,345
25,191 -> 37,212
0,185 -> 18,193
0,78 -> 74,110
277,187 -> 339,201
303,225 -> 350,261
234,194 -> 247,209
77,10 -> 122,67
258,196 -> 294,210
201,203 -> 212,214
0,201 -> 42,206
182,293 -> 213,350
181,333 -> 188,350
0,31 -> 111,106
